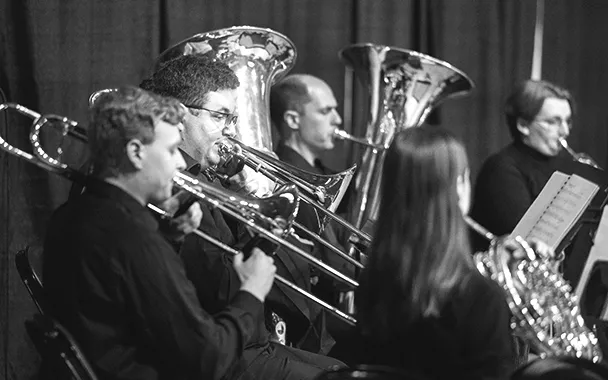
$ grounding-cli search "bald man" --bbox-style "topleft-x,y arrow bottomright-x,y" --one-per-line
270,74 -> 342,170
270,74 -> 355,344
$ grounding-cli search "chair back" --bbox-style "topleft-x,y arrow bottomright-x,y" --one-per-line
25,314 -> 98,380
315,365 -> 426,380
15,246 -> 46,314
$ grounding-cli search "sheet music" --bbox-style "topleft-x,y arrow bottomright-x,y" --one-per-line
510,171 -> 599,250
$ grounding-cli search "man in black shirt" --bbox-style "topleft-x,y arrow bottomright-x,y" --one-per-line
270,74 -> 357,345
140,53 -> 345,377
43,87 -> 277,380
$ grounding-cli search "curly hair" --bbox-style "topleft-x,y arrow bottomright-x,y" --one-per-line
88,86 -> 185,177
140,54 -> 239,107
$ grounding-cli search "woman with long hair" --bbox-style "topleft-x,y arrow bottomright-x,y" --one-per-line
350,126 -> 515,379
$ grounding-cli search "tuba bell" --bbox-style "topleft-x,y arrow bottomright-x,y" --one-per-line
156,26 -> 297,196
339,44 -> 475,230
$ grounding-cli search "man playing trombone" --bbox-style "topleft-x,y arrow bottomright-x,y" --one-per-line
42,86 -> 278,380
270,74 -> 356,332
140,54 -> 345,378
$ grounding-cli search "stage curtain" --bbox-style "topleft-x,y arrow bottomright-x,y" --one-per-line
1,1 -> 607,378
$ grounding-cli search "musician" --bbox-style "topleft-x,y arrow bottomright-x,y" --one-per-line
270,74 -> 341,176
469,79 -> 608,363
338,127 -> 515,379
140,54 -> 345,378
42,86 -> 278,380
270,74 -> 355,310
469,79 -> 574,249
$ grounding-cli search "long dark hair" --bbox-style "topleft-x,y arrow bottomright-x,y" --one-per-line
356,126 -> 472,340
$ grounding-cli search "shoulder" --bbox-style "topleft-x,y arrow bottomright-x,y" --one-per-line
478,145 -> 520,176
459,269 -> 508,309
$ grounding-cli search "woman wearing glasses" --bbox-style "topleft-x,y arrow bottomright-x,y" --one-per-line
469,79 -> 575,244
341,126 -> 516,379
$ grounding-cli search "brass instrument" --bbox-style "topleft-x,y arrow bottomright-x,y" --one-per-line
333,129 -> 385,150
464,215 -> 602,362
152,26 -> 372,258
560,138 -> 602,170
214,139 -> 365,270
0,102 -> 358,326
339,44 -> 475,229
156,26 -> 297,196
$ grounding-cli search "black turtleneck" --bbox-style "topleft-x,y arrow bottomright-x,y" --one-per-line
469,140 -> 571,249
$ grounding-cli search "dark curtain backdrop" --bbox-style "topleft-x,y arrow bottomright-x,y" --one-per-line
2,1 -> 608,378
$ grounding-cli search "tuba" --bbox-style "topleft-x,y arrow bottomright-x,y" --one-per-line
155,27 -> 358,228
339,44 -> 475,229
154,27 -> 370,250
155,26 -> 296,196
465,216 -> 603,362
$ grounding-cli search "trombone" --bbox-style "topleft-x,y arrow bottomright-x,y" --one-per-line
89,88 -> 366,270
0,103 -> 358,326
214,138 -> 367,269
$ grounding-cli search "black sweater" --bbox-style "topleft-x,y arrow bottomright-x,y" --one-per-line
469,141 -> 570,250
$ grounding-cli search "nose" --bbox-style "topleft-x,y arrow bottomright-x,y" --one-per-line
558,120 -> 571,139
222,123 -> 237,138
333,109 -> 342,126
176,151 -> 187,171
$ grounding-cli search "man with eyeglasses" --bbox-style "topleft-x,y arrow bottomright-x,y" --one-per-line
270,74 -> 357,352
140,53 -> 345,380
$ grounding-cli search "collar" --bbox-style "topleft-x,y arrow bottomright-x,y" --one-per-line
180,149 -> 202,176
83,177 -> 159,230
275,143 -> 328,174
513,139 -> 566,162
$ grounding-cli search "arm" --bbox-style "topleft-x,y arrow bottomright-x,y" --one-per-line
471,157 -> 533,236
124,235 -> 264,380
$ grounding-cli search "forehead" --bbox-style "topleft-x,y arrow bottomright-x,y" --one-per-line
305,81 -> 337,108
203,89 -> 238,112
537,97 -> 571,118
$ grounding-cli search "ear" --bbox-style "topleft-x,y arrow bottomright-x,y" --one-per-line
516,118 -> 531,137
284,110 -> 300,131
125,139 -> 146,170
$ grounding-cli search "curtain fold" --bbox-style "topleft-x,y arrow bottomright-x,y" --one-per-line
2,1 -> 607,378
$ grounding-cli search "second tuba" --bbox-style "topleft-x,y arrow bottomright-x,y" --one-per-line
339,44 -> 475,230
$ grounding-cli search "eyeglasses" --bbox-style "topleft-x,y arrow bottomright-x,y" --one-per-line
532,117 -> 573,130
185,104 -> 238,128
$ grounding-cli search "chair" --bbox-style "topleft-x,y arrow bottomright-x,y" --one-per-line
25,314 -> 98,380
15,246 -> 47,314
511,356 -> 608,380
315,365 -> 426,380
16,247 -> 99,379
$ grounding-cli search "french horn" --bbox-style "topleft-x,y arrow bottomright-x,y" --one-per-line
465,216 -> 603,362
